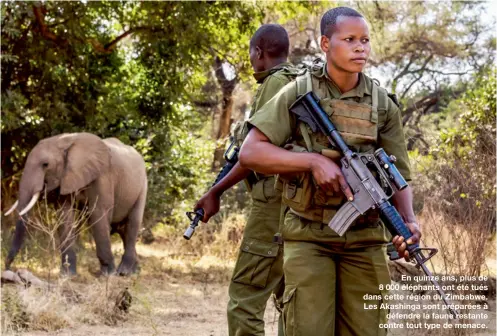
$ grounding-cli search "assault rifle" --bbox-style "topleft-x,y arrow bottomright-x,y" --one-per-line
289,91 -> 458,318
183,137 -> 239,240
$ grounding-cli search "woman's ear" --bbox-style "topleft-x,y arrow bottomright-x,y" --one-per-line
320,35 -> 330,53
60,133 -> 111,195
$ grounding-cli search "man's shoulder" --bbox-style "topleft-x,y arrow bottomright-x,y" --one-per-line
266,71 -> 293,85
255,72 -> 297,105
269,64 -> 304,82
253,76 -> 298,115
263,69 -> 299,91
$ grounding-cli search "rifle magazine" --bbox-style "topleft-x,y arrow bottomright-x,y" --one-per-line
328,202 -> 361,236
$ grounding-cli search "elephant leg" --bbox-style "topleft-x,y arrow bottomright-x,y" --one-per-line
117,183 -> 147,276
114,221 -> 127,250
57,200 -> 78,275
90,207 -> 116,275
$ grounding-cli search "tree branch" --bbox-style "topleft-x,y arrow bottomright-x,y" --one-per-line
399,54 -> 434,98
288,27 -> 316,38
32,4 -> 67,45
46,13 -> 84,29
32,4 -> 167,55
103,26 -> 155,50
402,91 -> 440,125
399,66 -> 469,77
424,68 -> 470,76
391,54 -> 415,92
401,74 -> 423,100
214,56 -> 238,96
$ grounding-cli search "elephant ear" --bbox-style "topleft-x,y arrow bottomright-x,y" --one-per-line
60,133 -> 111,195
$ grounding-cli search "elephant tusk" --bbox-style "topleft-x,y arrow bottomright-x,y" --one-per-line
19,192 -> 40,216
4,200 -> 19,216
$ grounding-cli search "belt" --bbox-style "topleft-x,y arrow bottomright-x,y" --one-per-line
289,208 -> 337,224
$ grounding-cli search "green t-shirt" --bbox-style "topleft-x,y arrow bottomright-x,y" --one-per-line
250,62 -> 297,117
248,63 -> 412,181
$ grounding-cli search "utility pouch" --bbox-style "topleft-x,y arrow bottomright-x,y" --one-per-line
279,144 -> 314,213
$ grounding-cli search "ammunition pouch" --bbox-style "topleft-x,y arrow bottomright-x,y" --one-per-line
251,175 -> 280,202
243,171 -> 260,192
279,144 -> 345,214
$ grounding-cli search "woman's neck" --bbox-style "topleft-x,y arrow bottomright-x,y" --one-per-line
326,63 -> 359,94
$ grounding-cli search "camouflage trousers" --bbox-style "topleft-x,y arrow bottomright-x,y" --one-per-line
227,177 -> 285,336
281,211 -> 391,336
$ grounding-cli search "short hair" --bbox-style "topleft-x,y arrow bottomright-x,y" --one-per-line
320,7 -> 364,38
249,24 -> 289,58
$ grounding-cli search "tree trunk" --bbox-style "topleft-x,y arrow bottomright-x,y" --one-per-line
212,57 -> 237,170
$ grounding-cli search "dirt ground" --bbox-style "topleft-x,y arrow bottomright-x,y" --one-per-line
1,236 -> 280,336
18,281 -> 280,336
2,234 -> 495,336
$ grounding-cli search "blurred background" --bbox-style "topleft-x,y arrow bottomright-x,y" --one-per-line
1,1 -> 495,335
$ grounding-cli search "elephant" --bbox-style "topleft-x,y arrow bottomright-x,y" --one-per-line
4,132 -> 148,276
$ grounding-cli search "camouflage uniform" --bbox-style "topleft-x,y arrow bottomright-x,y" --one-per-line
248,62 -> 411,336
227,62 -> 302,336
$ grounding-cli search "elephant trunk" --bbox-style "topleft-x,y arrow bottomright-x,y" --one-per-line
6,167 -> 44,268
17,165 -> 44,216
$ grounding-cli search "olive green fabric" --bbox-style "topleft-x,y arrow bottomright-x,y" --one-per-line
228,177 -> 284,336
248,63 -> 411,181
238,62 -> 303,144
282,212 -> 390,336
227,63 -> 299,336
278,69 -> 397,222
247,62 -> 411,335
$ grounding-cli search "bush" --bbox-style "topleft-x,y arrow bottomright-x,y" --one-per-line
411,67 -> 496,276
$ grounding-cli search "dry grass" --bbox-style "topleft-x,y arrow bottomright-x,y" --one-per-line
386,148 -> 497,336
1,277 -> 129,333
384,146 -> 497,336
1,176 -> 495,335
0,210 -> 249,335
419,204 -> 496,277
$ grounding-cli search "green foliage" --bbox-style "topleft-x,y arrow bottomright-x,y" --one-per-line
357,1 -> 494,98
2,1 -> 494,234
413,67 -> 496,227
1,1 -> 265,227
434,68 -> 496,161
145,107 -> 216,227
437,69 -> 496,153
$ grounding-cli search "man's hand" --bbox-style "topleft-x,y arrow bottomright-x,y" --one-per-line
309,154 -> 354,201
392,222 -> 422,260
194,190 -> 221,223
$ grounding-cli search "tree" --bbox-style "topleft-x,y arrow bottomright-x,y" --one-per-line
1,1 -> 264,229
412,67 -> 496,275
262,1 -> 495,151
